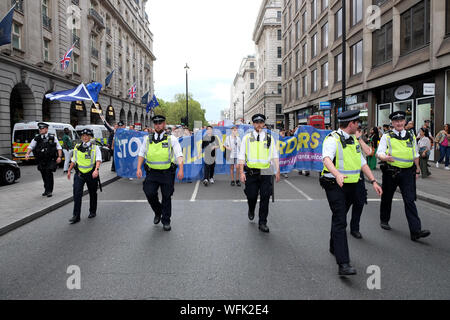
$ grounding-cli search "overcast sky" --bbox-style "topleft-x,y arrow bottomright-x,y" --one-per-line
145,0 -> 261,123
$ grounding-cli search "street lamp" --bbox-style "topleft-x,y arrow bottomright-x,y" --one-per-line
242,91 -> 245,124
184,63 -> 189,126
341,0 -> 346,113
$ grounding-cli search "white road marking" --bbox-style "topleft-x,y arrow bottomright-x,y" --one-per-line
190,180 -> 200,202
284,180 -> 313,201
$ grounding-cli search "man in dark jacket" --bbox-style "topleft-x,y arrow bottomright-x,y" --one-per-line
202,126 -> 219,186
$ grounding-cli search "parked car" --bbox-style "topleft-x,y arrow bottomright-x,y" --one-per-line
0,156 -> 21,185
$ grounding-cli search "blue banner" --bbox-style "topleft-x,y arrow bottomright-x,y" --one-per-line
114,126 -> 331,180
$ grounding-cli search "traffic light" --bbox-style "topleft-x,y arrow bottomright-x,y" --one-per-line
181,117 -> 188,126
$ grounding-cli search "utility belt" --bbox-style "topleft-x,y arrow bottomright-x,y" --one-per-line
144,163 -> 178,174
380,162 -> 415,178
74,165 -> 94,176
319,175 -> 338,189
244,166 -> 261,176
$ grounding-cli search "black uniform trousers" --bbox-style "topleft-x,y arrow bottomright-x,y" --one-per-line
204,162 -> 216,180
39,168 -> 54,193
73,171 -> 98,218
143,169 -> 175,225
244,173 -> 273,225
350,173 -> 367,233
380,166 -> 422,234
324,182 -> 357,265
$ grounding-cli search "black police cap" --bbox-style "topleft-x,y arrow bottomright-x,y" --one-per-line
117,121 -> 125,126
252,114 -> 266,122
80,128 -> 94,136
389,111 -> 406,120
152,115 -> 166,122
337,110 -> 360,122
38,122 -> 49,129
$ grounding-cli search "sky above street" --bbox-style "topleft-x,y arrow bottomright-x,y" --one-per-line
146,0 -> 261,124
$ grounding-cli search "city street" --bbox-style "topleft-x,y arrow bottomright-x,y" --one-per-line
1,172 -> 449,300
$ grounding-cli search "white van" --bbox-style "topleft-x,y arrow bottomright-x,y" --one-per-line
75,125 -> 111,162
12,122 -> 79,161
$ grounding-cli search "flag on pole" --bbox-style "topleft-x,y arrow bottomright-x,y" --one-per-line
86,82 -> 103,103
0,4 -> 15,46
146,94 -> 160,113
141,91 -> 149,105
45,83 -> 95,103
60,43 -> 75,70
105,70 -> 115,87
128,83 -> 137,100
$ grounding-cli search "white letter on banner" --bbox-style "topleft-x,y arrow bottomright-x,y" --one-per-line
128,137 -> 141,157
118,139 -> 128,158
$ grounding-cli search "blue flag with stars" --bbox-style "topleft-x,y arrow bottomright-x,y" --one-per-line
141,91 -> 149,105
105,70 -> 115,87
0,5 -> 15,46
146,94 -> 159,113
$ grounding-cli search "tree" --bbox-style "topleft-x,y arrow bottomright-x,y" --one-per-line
163,94 -> 208,130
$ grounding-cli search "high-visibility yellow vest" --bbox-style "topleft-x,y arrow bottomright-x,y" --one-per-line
245,132 -> 272,170
73,143 -> 96,174
145,134 -> 174,170
385,131 -> 416,169
322,131 -> 362,184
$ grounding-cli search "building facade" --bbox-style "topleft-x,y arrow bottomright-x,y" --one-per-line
229,55 -> 256,124
281,0 -> 450,154
246,0 -> 284,129
0,0 -> 156,158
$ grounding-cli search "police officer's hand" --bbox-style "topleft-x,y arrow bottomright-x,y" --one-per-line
177,169 -> 184,181
136,168 -> 143,179
56,157 -> 62,164
25,154 -> 30,161
336,174 -> 347,188
373,182 -> 383,196
275,172 -> 281,183
240,172 -> 246,183
385,155 -> 395,162
67,171 -> 71,180
92,169 -> 99,179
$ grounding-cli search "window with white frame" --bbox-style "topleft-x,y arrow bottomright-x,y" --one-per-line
351,41 -> 363,75
43,39 -> 50,62
12,23 -> 22,50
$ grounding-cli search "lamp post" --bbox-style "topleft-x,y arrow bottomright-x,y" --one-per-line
341,0 -> 346,113
242,91 -> 245,124
233,102 -> 237,124
184,63 -> 189,127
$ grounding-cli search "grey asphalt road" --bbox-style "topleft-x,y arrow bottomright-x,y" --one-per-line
1,171 -> 449,300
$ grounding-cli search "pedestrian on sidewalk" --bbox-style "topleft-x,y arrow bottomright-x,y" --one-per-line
224,126 -> 242,186
62,128 -> 74,174
67,129 -> 102,225
25,122 -> 62,197
377,111 -> 431,242
435,124 -> 450,170
202,126 -> 219,186
367,127 -> 380,170
418,128 -> 432,178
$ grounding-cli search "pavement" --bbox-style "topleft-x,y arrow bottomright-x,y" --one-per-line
0,162 -> 120,236
0,172 -> 449,299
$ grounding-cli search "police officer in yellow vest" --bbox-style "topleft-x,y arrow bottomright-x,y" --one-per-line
137,115 -> 184,232
67,128 -> 102,225
377,111 -> 431,241
321,110 -> 382,276
238,114 -> 280,233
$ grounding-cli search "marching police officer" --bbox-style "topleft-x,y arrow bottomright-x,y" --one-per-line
67,129 -> 102,224
238,114 -> 280,233
377,111 -> 431,241
320,110 -> 382,276
136,115 -> 184,231
25,122 -> 62,197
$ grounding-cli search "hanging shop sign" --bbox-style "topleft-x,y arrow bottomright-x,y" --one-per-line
395,85 -> 414,100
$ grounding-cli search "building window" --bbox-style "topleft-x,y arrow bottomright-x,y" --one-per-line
335,53 -> 342,82
322,0 -> 329,11
351,0 -> 363,26
312,33 -> 317,58
277,11 -> 282,22
302,42 -> 307,65
250,73 -> 255,80
278,64 -> 282,77
276,104 -> 282,114
322,62 -> 329,88
250,62 -> 255,68
372,21 -> 393,66
295,50 -> 299,70
446,0 -> 450,35
278,46 -> 282,58
91,64 -> 97,82
312,0 -> 317,23
42,0 -> 49,16
278,29 -> 282,40
278,83 -> 282,94
335,8 -> 342,39
250,83 -> 255,90
43,39 -> 50,62
302,11 -> 307,34
295,21 -> 300,40
73,54 -> 79,74
295,80 -> 299,99
400,0 -> 430,55
351,41 -> 363,75
289,30 -> 292,51
302,74 -> 308,96
289,82 -> 293,101
12,23 -> 22,50
321,22 -> 328,49
312,69 -> 317,92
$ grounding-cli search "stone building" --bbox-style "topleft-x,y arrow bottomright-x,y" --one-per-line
229,55 -> 256,124
0,0 -> 156,158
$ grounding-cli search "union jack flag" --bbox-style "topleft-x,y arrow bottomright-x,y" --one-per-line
60,44 -> 75,70
128,83 -> 137,100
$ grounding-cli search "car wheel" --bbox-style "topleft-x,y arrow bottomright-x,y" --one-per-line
2,168 -> 16,185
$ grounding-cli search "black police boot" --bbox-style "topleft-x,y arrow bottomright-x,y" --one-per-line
380,221 -> 392,230
350,231 -> 363,239
163,224 -> 172,232
411,230 -> 431,241
338,264 -> 357,276
258,224 -> 270,233
231,181 -> 235,186
248,210 -> 255,221
154,214 -> 161,225
69,216 -> 81,224
329,247 -> 335,255
42,191 -> 48,196
236,181 -> 241,187
88,212 -> 97,219
46,192 -> 53,198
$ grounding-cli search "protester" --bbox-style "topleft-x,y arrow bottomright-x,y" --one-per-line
202,126 -> 219,186
406,121 -> 416,136
62,128 -> 73,173
367,127 -> 380,170
224,126 -> 242,186
435,124 -> 450,170
418,128 -> 432,178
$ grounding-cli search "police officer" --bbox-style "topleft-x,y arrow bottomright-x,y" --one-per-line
25,122 -> 62,197
238,114 -> 280,233
321,110 -> 382,276
136,115 -> 184,231
67,129 -> 102,224
377,111 -> 431,241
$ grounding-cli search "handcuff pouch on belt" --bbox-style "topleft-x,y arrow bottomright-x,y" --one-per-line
244,165 -> 260,176
319,176 -> 337,189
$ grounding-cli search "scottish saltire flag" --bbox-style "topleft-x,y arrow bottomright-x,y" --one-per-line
45,83 -> 94,102
86,82 -> 103,103
60,44 -> 75,70
128,84 -> 137,100
0,5 -> 15,46
146,94 -> 159,113
141,91 -> 149,105
105,70 -> 115,87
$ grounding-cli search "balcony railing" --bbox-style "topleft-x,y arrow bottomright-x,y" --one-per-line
42,14 -> 52,31
71,0 -> 79,5
88,8 -> 105,29
12,0 -> 24,13
72,34 -> 80,48
91,47 -> 99,59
